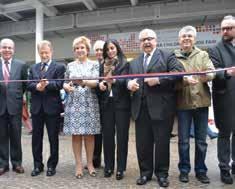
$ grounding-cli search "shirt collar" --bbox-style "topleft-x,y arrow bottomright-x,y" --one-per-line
1,57 -> 12,64
144,48 -> 156,58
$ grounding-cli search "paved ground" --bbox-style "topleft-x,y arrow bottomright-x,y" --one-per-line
0,124 -> 234,189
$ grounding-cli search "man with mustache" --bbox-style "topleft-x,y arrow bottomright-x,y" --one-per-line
208,15 -> 235,184
127,29 -> 184,187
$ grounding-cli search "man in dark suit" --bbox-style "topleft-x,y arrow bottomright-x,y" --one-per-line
127,29 -> 183,187
208,15 -> 235,184
92,40 -> 105,168
0,38 -> 27,175
27,40 -> 65,177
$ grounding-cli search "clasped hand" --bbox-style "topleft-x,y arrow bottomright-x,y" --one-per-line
36,79 -> 49,91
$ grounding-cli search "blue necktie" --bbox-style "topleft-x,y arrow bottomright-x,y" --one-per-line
143,54 -> 150,73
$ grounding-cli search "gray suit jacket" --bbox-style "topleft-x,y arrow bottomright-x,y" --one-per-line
0,58 -> 27,115
128,48 -> 184,120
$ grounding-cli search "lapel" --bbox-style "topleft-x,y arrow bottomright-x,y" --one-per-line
9,59 -> 18,80
137,53 -> 144,74
44,61 -> 56,78
146,49 -> 160,72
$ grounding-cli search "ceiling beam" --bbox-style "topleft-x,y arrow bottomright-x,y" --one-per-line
0,3 -> 22,21
43,0 -> 84,7
82,0 -> 96,11
130,0 -> 138,6
31,0 -> 58,16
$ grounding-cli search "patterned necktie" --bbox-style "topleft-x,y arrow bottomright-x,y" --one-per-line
143,54 -> 150,73
3,61 -> 10,85
41,62 -> 47,73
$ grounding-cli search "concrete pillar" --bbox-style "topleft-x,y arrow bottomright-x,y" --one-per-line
35,6 -> 44,63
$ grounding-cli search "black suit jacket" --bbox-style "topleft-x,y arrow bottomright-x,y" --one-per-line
98,58 -> 130,111
27,60 -> 65,115
0,58 -> 27,115
128,49 -> 184,120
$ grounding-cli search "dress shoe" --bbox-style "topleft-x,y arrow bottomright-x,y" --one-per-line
104,169 -> 113,177
31,167 -> 43,177
220,170 -> 233,184
179,172 -> 189,183
196,173 -> 210,184
157,177 -> 169,188
116,171 -> 124,180
13,166 -> 24,174
232,164 -> 235,175
0,167 -> 9,176
136,176 -> 151,185
46,167 -> 56,176
93,160 -> 101,169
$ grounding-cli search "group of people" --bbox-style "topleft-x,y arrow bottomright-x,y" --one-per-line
0,15 -> 235,188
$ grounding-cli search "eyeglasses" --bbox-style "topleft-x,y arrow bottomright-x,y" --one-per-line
221,26 -> 235,31
140,37 -> 155,42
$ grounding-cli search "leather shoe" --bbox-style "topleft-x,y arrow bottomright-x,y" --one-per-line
46,167 -> 56,176
13,166 -> 24,174
220,170 -> 233,184
104,169 -> 113,177
136,176 -> 151,185
157,177 -> 169,188
31,167 -> 43,177
116,171 -> 124,180
196,173 -> 210,184
179,172 -> 189,183
0,167 -> 9,176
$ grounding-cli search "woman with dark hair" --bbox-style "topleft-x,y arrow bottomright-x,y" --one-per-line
99,39 -> 130,180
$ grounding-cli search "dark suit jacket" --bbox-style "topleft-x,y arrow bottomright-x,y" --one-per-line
98,58 -> 130,111
27,60 -> 65,115
128,49 -> 184,121
208,40 -> 235,129
0,58 -> 27,115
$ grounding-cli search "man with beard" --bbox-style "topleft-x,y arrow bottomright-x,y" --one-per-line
208,15 -> 235,184
127,29 -> 184,187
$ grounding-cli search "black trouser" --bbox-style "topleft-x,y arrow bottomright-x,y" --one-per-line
135,99 -> 173,178
0,111 -> 22,168
218,125 -> 235,171
93,133 -> 102,167
102,98 -> 130,172
32,108 -> 60,169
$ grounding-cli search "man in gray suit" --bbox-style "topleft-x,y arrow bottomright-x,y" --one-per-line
0,38 -> 27,175
128,29 -> 183,187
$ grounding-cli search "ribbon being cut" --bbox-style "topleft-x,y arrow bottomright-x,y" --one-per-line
0,67 -> 233,83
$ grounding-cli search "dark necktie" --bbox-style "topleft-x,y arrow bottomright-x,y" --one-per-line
41,62 -> 47,73
143,54 -> 150,73
3,61 -> 10,85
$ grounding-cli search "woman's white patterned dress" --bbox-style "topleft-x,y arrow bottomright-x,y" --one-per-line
63,60 -> 101,135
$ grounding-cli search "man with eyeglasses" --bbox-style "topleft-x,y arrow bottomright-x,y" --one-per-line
127,29 -> 184,187
208,15 -> 235,184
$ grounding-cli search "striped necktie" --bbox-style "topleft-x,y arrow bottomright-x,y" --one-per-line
3,61 -> 10,85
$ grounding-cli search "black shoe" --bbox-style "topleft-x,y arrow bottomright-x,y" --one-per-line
31,167 -> 43,177
157,177 -> 169,187
136,176 -> 151,185
46,167 -> 56,176
221,170 -> 233,184
104,169 -> 113,177
93,160 -> 101,169
179,172 -> 189,183
232,165 -> 235,175
0,167 -> 9,176
116,171 -> 124,180
196,173 -> 210,184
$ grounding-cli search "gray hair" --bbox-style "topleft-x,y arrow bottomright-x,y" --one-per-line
178,25 -> 197,37
139,29 -> 157,40
222,15 -> 235,21
0,38 -> 15,48
93,40 -> 105,51
37,40 -> 53,51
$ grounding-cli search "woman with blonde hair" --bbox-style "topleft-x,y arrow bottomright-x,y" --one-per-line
63,36 -> 101,179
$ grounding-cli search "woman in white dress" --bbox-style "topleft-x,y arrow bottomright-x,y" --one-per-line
63,36 -> 101,179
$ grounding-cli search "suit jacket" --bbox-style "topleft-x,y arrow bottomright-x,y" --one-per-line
27,60 -> 65,115
0,58 -> 27,115
98,58 -> 130,111
128,48 -> 184,120
208,40 -> 235,129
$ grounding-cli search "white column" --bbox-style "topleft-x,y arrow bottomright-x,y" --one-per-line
35,6 -> 44,63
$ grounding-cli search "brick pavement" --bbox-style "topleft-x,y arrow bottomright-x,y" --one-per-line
0,126 -> 234,189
